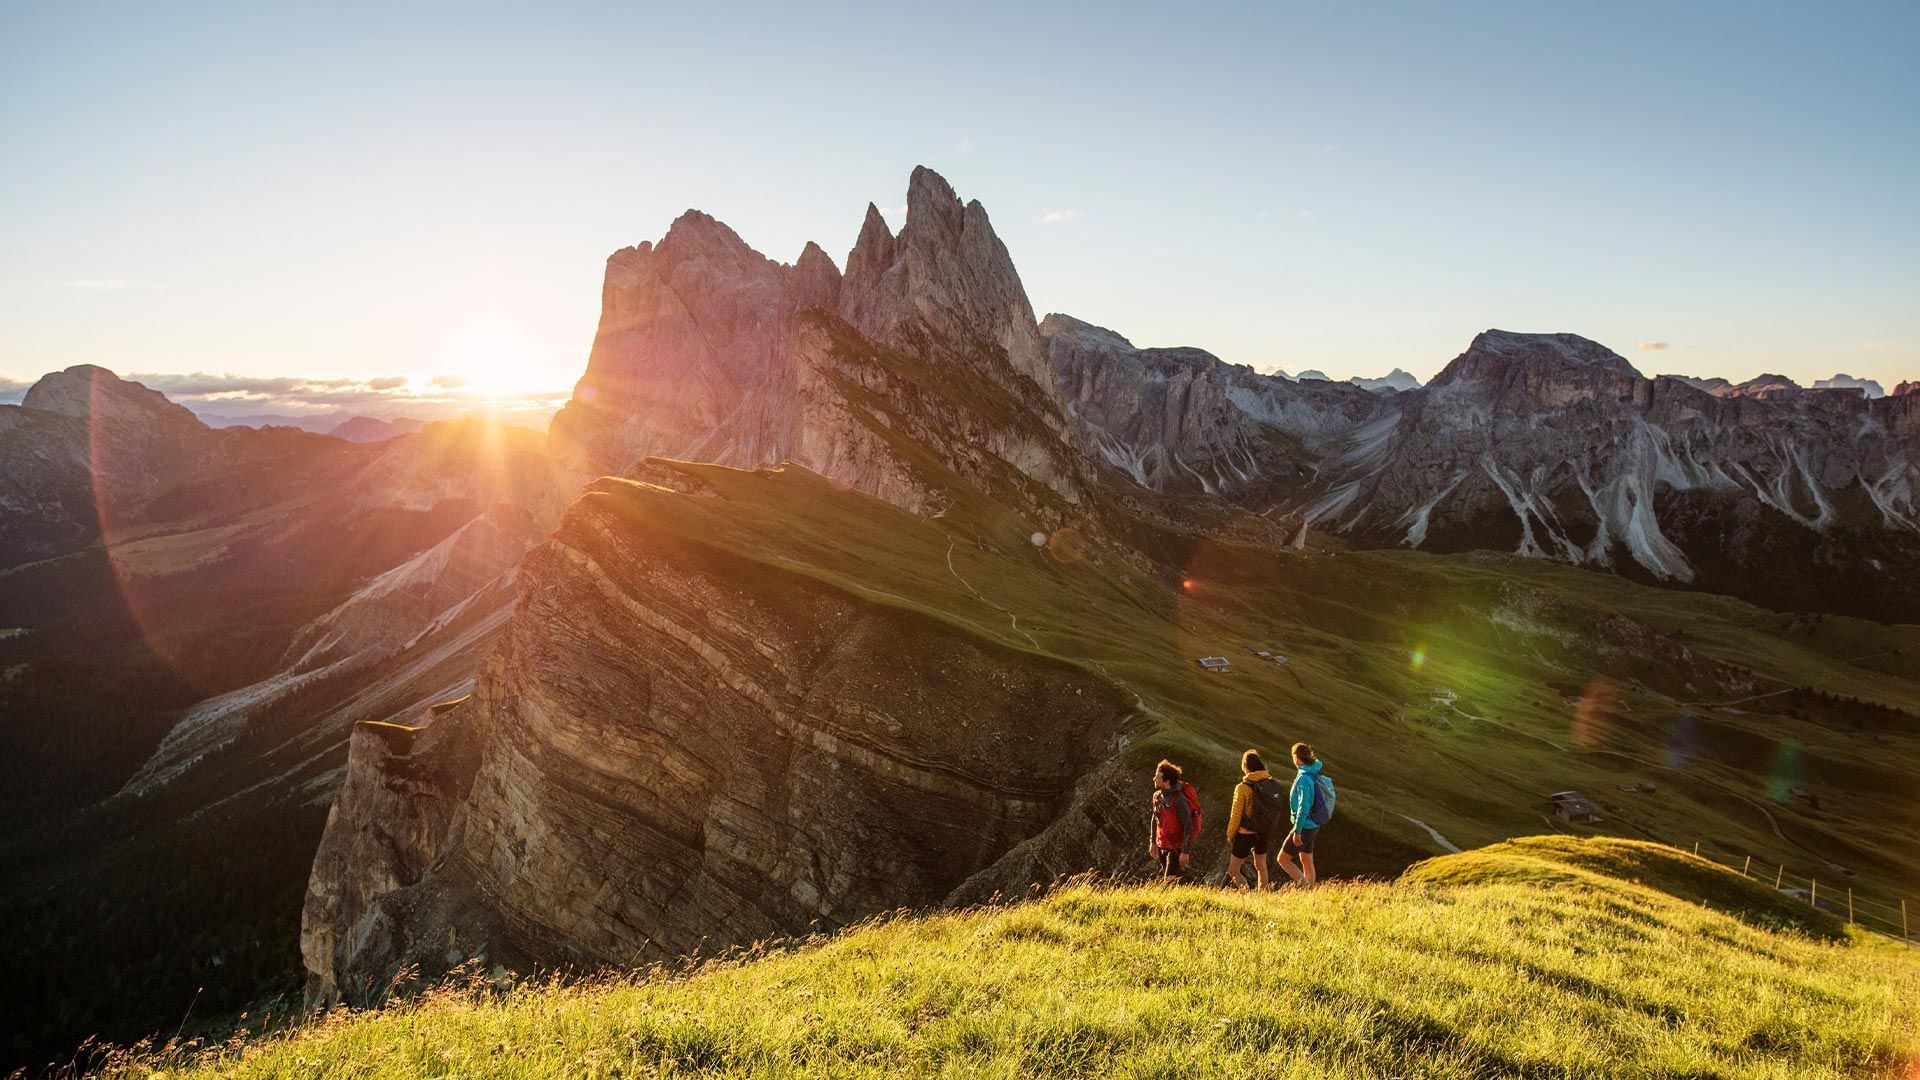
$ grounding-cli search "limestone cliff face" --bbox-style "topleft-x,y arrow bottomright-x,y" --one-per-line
1284,331 -> 1920,619
1042,313 -> 1383,496
303,476 -> 1139,1004
546,167 -> 1089,522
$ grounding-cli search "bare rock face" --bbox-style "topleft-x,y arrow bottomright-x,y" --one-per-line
0,366 -> 213,560
1279,330 -> 1920,620
840,167 -> 1060,405
1042,313 -> 1384,496
303,476 -> 1136,1005
546,167 -> 1089,522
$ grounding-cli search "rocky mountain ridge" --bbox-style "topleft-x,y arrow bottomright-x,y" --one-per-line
547,166 -> 1087,525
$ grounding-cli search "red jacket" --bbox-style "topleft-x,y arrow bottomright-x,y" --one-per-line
1152,781 -> 1201,850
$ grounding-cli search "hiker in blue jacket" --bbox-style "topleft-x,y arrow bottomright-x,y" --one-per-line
1275,742 -> 1326,886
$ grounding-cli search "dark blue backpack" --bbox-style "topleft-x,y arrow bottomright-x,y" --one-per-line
1309,773 -> 1337,826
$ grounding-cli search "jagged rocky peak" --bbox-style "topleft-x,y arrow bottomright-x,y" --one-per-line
1895,380 -> 1920,397
547,166 -> 1089,521
840,166 -> 1056,398
790,240 -> 843,313
22,364 -> 202,430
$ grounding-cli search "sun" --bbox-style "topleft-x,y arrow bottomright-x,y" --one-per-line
436,318 -> 553,399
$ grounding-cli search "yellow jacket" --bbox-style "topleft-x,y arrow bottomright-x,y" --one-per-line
1226,769 -> 1273,838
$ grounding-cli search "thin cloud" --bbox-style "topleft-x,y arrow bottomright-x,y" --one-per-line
431,374 -> 470,388
129,372 -> 395,397
957,136 -> 976,153
1636,341 -> 1671,352
366,376 -> 409,390
877,203 -> 908,219
58,279 -> 157,291
1040,208 -> 1083,225
0,372 -> 29,405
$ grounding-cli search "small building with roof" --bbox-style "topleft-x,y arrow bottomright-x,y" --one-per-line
1546,790 -> 1602,824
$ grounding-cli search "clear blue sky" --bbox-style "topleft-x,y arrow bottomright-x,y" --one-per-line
2,1 -> 1915,410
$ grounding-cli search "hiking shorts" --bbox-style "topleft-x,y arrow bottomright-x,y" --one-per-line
1230,830 -> 1270,859
1283,827 -> 1319,856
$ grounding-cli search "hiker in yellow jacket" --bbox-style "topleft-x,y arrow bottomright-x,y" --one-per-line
1224,748 -> 1289,889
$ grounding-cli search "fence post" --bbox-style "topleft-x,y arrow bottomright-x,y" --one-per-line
1693,840 -> 1701,857
1741,855 -> 1751,877
1810,878 -> 1818,910
1774,865 -> 1784,889
1903,899 -> 1909,942
1847,889 -> 1854,926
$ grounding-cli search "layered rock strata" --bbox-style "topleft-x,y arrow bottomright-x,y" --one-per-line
303,477 -> 1138,1004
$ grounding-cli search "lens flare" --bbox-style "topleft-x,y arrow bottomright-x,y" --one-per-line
1045,527 -> 1087,563
1765,739 -> 1804,802
1665,712 -> 1701,769
1572,678 -> 1617,749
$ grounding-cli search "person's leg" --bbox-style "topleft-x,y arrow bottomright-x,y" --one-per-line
1252,836 -> 1272,889
1297,828 -> 1319,885
1274,848 -> 1306,884
1226,833 -> 1254,888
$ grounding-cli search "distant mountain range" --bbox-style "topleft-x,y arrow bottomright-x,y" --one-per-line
194,412 -> 429,441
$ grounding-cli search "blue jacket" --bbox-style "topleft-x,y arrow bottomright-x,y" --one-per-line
1290,759 -> 1323,831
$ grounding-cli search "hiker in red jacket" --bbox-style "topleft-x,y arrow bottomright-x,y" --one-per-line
1147,758 -> 1201,880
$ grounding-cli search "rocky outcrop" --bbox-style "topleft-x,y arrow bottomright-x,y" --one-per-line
546,167 -> 1090,523
303,475 -> 1139,1005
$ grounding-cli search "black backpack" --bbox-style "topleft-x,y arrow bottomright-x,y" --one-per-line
1243,777 -> 1288,835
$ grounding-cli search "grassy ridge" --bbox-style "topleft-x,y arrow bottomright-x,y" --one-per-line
599,462 -> 1920,892
110,838 -> 1917,1078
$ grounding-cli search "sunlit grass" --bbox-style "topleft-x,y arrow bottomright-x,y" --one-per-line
107,839 -> 1918,1078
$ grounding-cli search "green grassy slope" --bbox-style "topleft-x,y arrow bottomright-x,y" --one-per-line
600,461 -> 1920,897
112,839 -> 1919,1078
